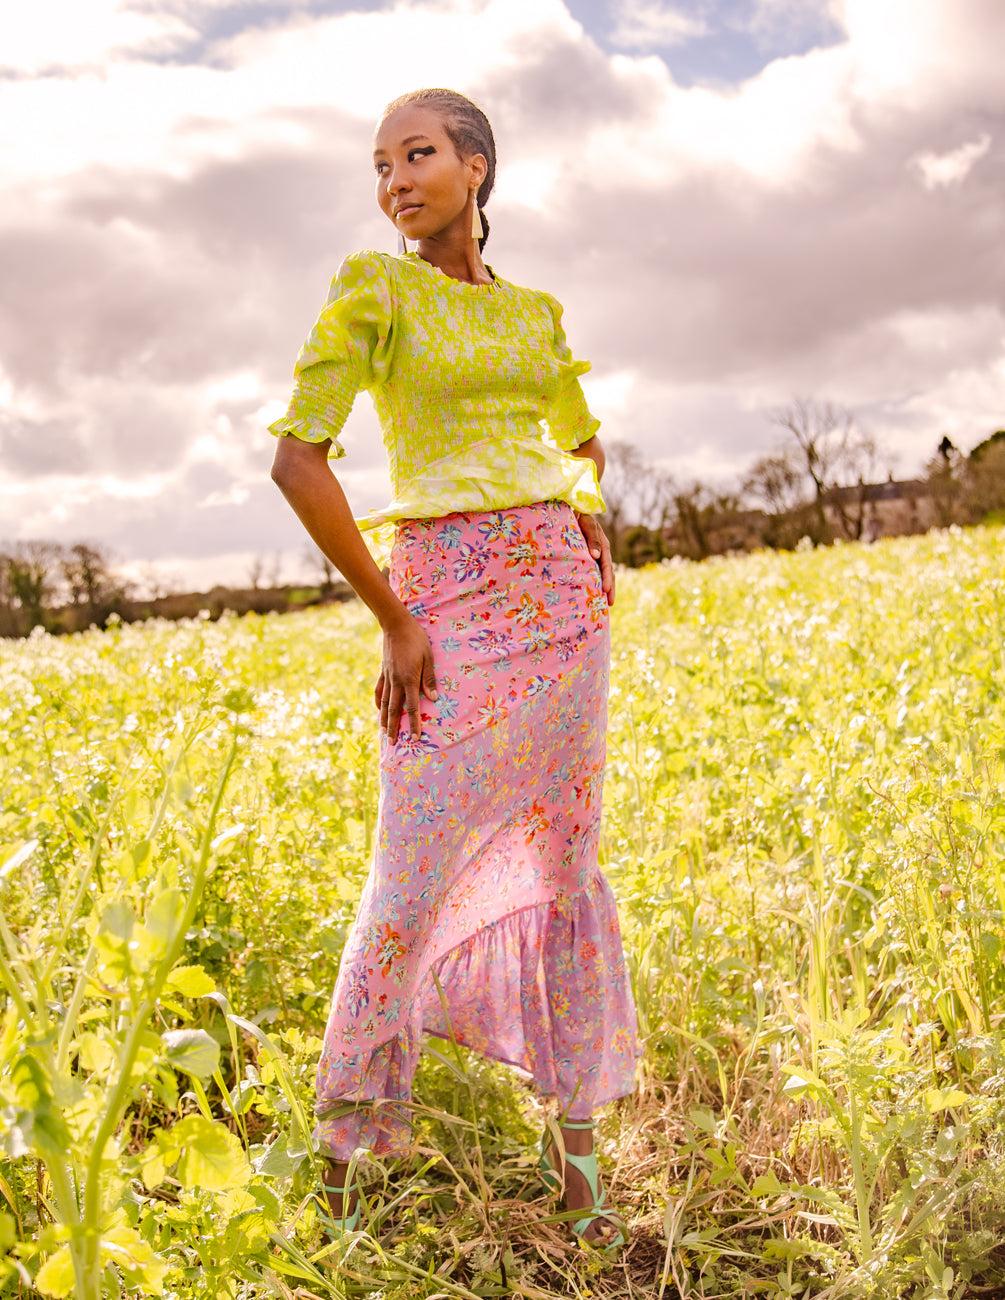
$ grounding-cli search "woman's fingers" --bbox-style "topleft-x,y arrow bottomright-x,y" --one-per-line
577,513 -> 616,608
404,691 -> 422,739
380,617 -> 437,741
383,681 -> 422,742
374,670 -> 385,711
384,682 -> 406,742
598,533 -> 616,606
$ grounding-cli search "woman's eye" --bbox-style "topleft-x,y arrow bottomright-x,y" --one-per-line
409,147 -> 435,162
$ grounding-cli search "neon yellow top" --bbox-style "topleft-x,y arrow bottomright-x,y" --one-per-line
268,249 -> 605,558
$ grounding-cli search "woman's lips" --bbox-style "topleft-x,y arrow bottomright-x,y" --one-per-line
394,203 -> 422,220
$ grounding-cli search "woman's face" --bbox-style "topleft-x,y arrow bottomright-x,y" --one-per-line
373,105 -> 486,245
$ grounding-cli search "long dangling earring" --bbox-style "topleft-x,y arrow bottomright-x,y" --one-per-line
397,231 -> 407,255
471,195 -> 483,242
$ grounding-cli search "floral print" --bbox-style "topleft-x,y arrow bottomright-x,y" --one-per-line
315,502 -> 641,1159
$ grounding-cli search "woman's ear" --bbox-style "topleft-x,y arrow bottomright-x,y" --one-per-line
468,152 -> 488,191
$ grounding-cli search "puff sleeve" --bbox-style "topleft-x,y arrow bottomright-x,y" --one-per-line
541,293 -> 601,452
268,251 -> 394,459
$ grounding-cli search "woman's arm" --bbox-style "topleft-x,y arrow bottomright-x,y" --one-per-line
271,436 -> 437,741
571,435 -> 615,607
572,434 -> 605,483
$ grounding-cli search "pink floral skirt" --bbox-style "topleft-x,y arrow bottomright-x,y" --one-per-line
315,500 -> 640,1159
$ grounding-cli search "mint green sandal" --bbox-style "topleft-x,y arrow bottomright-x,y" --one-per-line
317,1180 -> 362,1238
539,1119 -> 629,1253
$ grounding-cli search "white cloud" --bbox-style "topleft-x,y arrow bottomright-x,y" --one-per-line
580,371 -> 637,422
0,0 -> 191,73
2,0 -> 1005,583
913,134 -> 991,190
610,0 -> 707,50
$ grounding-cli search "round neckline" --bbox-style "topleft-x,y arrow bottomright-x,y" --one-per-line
398,249 -> 500,292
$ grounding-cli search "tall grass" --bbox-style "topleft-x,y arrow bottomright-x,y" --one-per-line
1,527 -> 1004,1297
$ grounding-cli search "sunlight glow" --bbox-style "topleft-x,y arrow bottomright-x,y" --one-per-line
913,135 -> 991,190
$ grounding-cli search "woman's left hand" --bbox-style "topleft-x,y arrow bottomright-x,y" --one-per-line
576,513 -> 615,607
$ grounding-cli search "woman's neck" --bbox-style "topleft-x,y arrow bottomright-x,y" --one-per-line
413,229 -> 493,286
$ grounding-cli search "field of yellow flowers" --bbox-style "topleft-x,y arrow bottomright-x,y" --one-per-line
2,526 -> 1005,1299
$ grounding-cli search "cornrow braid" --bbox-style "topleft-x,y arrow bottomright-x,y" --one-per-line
380,88 -> 496,251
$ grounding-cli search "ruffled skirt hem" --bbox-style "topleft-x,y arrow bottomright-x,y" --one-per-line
314,872 -> 639,1160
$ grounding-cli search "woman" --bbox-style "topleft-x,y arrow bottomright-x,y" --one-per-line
270,88 -> 640,1250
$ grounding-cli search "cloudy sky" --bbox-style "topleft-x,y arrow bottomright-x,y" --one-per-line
2,0 -> 1002,589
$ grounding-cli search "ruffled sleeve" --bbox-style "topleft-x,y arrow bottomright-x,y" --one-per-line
541,293 -> 601,452
268,251 -> 394,460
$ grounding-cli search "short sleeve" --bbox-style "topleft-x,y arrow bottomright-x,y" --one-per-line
268,251 -> 394,459
541,293 -> 601,452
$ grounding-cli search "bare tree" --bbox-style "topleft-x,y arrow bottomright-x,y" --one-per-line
247,555 -> 267,590
0,552 -> 15,637
923,436 -> 965,527
744,450 -> 805,517
4,541 -> 62,633
302,545 -> 339,598
768,398 -> 886,542
61,542 -> 127,623
597,439 -> 686,563
135,564 -> 183,601
671,481 -> 742,560
743,449 -> 819,548
597,440 -> 649,563
265,551 -> 284,589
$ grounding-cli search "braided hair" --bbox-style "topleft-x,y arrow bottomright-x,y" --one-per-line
379,88 -> 496,251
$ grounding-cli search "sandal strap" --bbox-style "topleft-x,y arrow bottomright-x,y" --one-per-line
563,1149 -> 603,1191
316,1187 -> 362,1237
564,1150 -> 628,1249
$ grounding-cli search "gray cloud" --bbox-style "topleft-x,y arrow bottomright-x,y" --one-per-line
3,0 -> 1005,579
486,27 -> 656,141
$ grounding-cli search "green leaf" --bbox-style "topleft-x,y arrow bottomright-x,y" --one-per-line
102,1226 -> 169,1296
222,686 -> 256,714
146,888 -> 185,946
9,1057 -> 71,1159
751,1171 -> 786,1196
925,1087 -> 969,1113
162,1028 -> 220,1079
165,964 -> 215,997
35,1248 -> 75,1298
77,1031 -> 116,1074
172,1116 -> 249,1192
253,1132 -> 307,1179
223,1210 -> 271,1260
98,898 -> 137,943
780,1065 -> 831,1101
248,1183 -> 282,1222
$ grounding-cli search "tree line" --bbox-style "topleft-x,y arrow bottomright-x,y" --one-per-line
0,541 -> 353,639
5,400 -> 1003,637
0,542 -> 131,639
598,398 -> 1005,565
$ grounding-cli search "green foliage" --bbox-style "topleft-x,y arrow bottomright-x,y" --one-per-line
1,530 -> 1005,1297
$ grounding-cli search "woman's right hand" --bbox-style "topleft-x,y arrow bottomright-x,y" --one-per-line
374,612 -> 438,742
